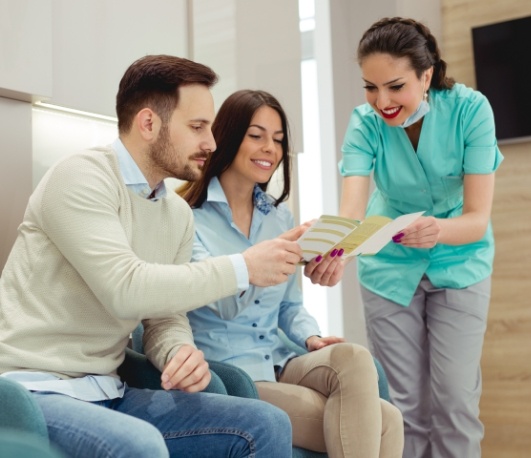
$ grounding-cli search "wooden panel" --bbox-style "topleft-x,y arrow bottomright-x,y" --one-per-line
442,2 -> 531,456
483,144 -> 531,458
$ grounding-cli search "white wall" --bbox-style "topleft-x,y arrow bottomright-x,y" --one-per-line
0,0 -> 190,270
194,0 -> 302,152
0,0 -> 52,102
50,0 -> 188,116
0,0 -> 304,272
0,98 -> 32,269
193,0 -> 303,218
32,107 -> 118,187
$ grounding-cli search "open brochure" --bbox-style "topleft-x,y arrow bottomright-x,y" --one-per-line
297,211 -> 425,262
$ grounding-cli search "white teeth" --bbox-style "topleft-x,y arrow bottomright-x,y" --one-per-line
382,107 -> 400,114
253,160 -> 272,167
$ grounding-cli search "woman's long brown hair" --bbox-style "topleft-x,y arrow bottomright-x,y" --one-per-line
178,89 -> 292,208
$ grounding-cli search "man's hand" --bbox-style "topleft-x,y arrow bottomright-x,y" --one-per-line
243,238 -> 302,287
303,251 -> 346,287
305,335 -> 345,352
160,345 -> 211,392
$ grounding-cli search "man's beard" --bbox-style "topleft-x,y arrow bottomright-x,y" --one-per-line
149,125 -> 203,182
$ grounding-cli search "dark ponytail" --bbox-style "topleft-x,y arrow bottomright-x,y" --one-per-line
358,17 -> 455,90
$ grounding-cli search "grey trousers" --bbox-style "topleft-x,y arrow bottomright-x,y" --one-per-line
361,275 -> 491,458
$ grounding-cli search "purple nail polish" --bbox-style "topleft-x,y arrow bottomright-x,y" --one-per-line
315,255 -> 323,263
330,249 -> 338,257
392,233 -> 404,243
338,248 -> 344,257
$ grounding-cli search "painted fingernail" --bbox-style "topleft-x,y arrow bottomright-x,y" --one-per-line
392,233 -> 404,243
338,248 -> 344,257
330,249 -> 338,257
315,255 -> 323,263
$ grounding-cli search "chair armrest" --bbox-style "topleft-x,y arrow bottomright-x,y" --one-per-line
0,377 -> 48,439
118,347 -> 163,390
373,357 -> 391,402
292,447 -> 328,458
206,360 -> 259,399
0,431 -> 64,458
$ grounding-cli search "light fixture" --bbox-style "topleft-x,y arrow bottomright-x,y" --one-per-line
33,101 -> 117,123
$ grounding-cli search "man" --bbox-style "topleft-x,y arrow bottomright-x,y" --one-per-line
0,55 -> 301,457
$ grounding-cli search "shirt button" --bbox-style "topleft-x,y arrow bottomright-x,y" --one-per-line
252,323 -> 257,327
254,300 -> 260,304
259,335 -> 264,340
265,355 -> 270,360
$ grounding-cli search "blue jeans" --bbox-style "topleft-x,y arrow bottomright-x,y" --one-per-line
34,386 -> 292,457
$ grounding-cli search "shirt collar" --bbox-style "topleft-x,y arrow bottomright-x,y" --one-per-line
113,138 -> 167,200
206,177 -> 273,215
205,176 -> 229,204
253,185 -> 273,215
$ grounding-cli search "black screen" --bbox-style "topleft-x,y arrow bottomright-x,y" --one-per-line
472,16 -> 531,143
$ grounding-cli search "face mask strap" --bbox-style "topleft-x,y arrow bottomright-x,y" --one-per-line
399,74 -> 431,129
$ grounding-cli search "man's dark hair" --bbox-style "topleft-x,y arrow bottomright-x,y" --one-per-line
116,55 -> 218,133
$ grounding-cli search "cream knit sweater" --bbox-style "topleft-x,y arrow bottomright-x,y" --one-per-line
0,147 -> 238,379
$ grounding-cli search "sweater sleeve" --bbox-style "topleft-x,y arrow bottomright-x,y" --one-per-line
37,153 -> 239,320
141,315 -> 195,371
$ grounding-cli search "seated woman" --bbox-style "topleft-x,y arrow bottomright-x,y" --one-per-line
179,89 -> 404,458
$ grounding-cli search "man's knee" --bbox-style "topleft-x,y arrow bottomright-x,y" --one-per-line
254,399 -> 292,433
125,428 -> 169,458
242,399 -> 292,455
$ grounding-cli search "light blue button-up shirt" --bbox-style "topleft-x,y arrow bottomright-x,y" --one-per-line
1,139 -> 248,398
187,177 -> 321,382
339,83 -> 504,306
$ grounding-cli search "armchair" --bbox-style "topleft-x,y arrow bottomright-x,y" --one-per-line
0,348 -> 234,458
132,324 -> 391,458
0,377 -> 64,458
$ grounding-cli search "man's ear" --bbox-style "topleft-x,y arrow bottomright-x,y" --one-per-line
136,108 -> 161,141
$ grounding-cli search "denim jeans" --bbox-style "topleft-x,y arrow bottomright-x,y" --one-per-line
34,385 -> 292,457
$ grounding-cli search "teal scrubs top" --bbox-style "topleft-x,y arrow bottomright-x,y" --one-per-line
339,83 -> 504,306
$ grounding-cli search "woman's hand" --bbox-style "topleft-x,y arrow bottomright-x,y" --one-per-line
305,335 -> 345,351
392,216 -> 441,248
303,251 -> 346,287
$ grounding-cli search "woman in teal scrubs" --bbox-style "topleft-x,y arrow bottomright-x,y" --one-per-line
334,17 -> 503,458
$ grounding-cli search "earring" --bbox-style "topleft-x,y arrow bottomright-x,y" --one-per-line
423,91 -> 428,101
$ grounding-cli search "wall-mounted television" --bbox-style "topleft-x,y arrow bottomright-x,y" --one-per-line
471,15 -> 531,144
